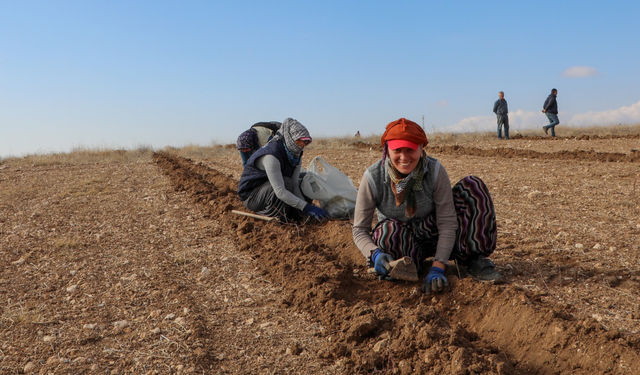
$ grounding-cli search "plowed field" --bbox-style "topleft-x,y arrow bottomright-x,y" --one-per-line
1,135 -> 639,374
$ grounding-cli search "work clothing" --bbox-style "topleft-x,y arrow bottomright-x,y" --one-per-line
423,266 -> 449,294
236,121 -> 282,166
237,128 -> 259,151
242,176 -> 303,221
543,94 -> 558,114
493,99 -> 508,115
544,113 -> 560,137
496,114 -> 509,139
371,250 -> 394,276
352,155 -> 458,265
238,140 -> 300,202
302,204 -> 330,221
238,118 -> 316,222
542,93 -> 559,136
493,98 -> 509,139
367,176 -> 497,270
352,117 -> 501,288
253,127 -> 271,147
269,118 -> 311,166
381,118 -> 428,147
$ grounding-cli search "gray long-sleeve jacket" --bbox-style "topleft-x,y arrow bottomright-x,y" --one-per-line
254,155 -> 307,210
352,159 -> 458,264
493,99 -> 508,115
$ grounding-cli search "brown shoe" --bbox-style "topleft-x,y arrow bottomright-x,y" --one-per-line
543,127 -> 548,135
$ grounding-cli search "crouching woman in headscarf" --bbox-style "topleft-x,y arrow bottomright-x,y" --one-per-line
236,121 -> 282,167
238,118 -> 330,223
352,118 -> 502,294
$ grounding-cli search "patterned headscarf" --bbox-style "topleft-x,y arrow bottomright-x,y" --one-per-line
236,128 -> 259,150
269,118 -> 311,166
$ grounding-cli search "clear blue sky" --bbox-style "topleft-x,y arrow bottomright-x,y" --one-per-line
2,1 -> 639,157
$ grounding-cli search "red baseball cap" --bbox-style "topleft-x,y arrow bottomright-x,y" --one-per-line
387,139 -> 419,150
381,118 -> 428,148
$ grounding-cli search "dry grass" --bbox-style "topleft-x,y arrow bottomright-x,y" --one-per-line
158,143 -> 237,160
509,122 -> 640,138
0,305 -> 45,328
311,131 -> 500,148
312,123 -> 640,148
53,236 -> 82,249
311,134 -> 378,149
0,145 -> 154,167
1,124 -> 637,166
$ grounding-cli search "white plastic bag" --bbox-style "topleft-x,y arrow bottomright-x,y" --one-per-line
300,156 -> 358,219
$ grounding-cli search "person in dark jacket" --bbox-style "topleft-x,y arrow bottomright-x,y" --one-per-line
542,89 -> 559,137
236,121 -> 282,166
493,91 -> 509,140
237,118 -> 330,223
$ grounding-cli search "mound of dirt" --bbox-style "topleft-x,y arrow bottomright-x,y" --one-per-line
510,134 -> 640,141
429,145 -> 640,163
153,151 -> 640,374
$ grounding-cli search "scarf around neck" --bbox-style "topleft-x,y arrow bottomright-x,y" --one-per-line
269,118 -> 310,166
385,149 -> 428,217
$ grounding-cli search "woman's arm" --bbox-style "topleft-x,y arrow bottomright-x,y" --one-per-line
292,164 -> 304,200
352,173 -> 379,260
256,155 -> 307,210
432,163 -> 458,265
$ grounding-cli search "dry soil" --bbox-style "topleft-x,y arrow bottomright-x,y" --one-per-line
1,135 -> 640,374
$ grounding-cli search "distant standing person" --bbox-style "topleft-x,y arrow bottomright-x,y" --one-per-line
542,88 -> 559,137
236,121 -> 282,166
493,91 -> 509,140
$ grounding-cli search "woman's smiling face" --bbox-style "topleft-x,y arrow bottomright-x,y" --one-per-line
389,146 -> 422,174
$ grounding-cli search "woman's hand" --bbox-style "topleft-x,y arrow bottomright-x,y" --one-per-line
421,265 -> 449,294
302,204 -> 330,222
371,249 -> 393,276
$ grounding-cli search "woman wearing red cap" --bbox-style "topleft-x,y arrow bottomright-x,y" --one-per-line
352,118 -> 502,294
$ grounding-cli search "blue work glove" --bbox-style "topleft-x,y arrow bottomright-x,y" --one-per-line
302,204 -> 330,222
371,249 -> 394,277
421,266 -> 449,294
